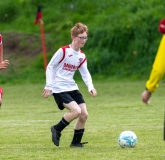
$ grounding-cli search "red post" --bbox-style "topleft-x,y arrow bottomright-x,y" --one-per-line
39,19 -> 47,71
34,6 -> 47,71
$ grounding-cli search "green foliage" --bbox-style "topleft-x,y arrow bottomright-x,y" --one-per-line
85,0 -> 163,77
0,0 -> 20,23
0,0 -> 165,82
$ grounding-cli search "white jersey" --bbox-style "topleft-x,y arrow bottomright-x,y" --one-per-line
44,45 -> 95,93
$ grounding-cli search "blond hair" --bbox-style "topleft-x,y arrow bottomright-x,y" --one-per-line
70,22 -> 88,37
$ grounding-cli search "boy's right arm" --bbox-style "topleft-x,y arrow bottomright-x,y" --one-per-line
43,48 -> 63,97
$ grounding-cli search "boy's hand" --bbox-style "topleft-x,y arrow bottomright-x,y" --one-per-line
0,60 -> 10,70
90,89 -> 97,98
42,89 -> 52,98
141,90 -> 152,104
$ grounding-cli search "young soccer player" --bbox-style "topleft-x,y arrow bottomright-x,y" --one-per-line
141,18 -> 165,104
42,22 -> 97,147
0,60 -> 10,107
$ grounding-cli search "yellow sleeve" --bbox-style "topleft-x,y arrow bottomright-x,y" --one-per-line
146,35 -> 165,92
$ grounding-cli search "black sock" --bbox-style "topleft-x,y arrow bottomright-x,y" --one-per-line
71,129 -> 85,144
54,117 -> 69,132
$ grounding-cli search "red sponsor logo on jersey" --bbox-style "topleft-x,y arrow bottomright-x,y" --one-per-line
63,63 -> 78,72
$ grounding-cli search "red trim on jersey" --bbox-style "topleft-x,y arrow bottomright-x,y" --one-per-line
59,45 -> 86,68
0,35 -> 2,44
0,87 -> 3,96
78,57 -> 86,68
78,49 -> 86,68
59,45 -> 70,63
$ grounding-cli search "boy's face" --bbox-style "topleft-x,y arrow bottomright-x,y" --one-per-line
73,32 -> 88,48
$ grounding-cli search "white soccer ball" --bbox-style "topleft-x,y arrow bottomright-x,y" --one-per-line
118,131 -> 137,148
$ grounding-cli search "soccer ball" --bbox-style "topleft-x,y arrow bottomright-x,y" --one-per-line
118,131 -> 137,148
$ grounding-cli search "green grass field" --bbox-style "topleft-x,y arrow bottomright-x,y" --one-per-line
0,80 -> 165,160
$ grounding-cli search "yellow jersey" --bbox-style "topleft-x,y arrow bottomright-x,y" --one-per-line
146,35 -> 165,92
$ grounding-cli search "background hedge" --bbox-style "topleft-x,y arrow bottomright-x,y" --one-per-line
0,0 -> 165,83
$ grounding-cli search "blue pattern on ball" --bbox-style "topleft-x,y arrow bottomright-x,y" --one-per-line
118,131 -> 137,148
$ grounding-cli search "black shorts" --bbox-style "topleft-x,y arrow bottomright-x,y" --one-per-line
53,90 -> 85,110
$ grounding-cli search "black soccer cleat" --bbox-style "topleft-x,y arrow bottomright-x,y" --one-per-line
70,142 -> 88,148
51,126 -> 61,146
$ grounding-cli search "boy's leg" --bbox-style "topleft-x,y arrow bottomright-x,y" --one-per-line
51,117 -> 69,146
51,101 -> 81,146
70,103 -> 89,147
74,103 -> 88,129
70,129 -> 85,145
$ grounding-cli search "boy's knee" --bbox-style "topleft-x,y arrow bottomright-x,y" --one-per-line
80,112 -> 88,121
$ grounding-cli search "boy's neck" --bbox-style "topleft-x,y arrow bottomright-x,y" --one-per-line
70,43 -> 80,52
